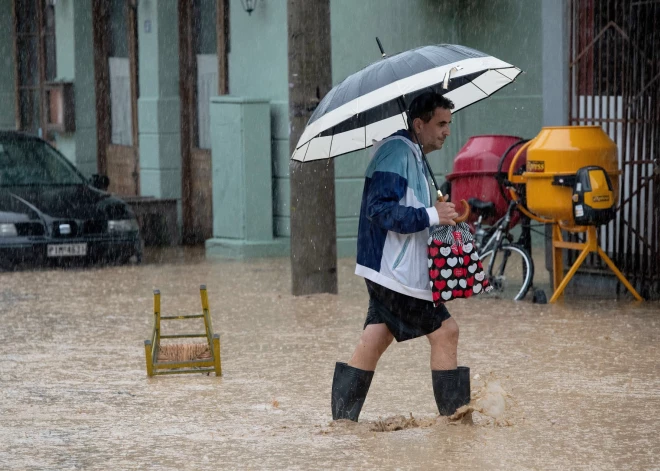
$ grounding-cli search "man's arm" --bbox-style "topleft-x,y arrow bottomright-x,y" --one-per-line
366,169 -> 435,234
365,141 -> 459,232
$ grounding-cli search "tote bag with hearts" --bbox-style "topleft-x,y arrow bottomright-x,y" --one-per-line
428,223 -> 491,306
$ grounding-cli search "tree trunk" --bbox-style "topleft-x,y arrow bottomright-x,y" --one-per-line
288,0 -> 337,296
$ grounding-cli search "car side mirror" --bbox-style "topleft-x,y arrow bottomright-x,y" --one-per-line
91,174 -> 110,191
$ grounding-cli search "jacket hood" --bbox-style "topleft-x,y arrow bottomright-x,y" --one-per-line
370,130 -> 422,160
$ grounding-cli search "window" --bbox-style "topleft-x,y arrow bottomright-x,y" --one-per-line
13,0 -> 56,137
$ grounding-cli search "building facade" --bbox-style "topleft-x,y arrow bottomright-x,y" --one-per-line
2,0 -> 657,296
0,0 -> 545,252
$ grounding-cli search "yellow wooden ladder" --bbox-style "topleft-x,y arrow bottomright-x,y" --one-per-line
144,285 -> 222,376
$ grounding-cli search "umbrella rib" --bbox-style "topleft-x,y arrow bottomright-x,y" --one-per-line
385,59 -> 405,108
328,130 -> 335,158
400,54 -> 423,80
355,60 -> 370,115
469,79 -> 490,97
302,141 -> 311,162
470,68 -> 516,98
399,52 -> 440,102
493,68 -> 515,83
415,48 -> 444,71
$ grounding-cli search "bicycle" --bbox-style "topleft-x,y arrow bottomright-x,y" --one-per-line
470,198 -> 545,302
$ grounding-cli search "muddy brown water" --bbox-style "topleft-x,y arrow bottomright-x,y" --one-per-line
1,247 -> 658,470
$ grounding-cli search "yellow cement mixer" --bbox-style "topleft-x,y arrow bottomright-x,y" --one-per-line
507,126 -> 642,302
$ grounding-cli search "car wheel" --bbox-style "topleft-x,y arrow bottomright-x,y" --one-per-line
0,254 -> 16,271
129,253 -> 142,265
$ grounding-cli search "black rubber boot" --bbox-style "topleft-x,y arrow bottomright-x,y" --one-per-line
458,366 -> 471,406
331,362 -> 374,421
432,367 -> 471,416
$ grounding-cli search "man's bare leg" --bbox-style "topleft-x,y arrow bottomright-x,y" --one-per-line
426,317 -> 459,370
347,323 -> 394,371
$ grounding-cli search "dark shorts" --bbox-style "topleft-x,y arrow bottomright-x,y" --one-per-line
363,279 -> 451,342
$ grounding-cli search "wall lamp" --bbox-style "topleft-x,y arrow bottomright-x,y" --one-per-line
240,0 -> 258,16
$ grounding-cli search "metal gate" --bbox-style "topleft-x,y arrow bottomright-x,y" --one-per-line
569,0 -> 660,298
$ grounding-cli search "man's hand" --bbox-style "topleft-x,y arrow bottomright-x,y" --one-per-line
434,198 -> 458,226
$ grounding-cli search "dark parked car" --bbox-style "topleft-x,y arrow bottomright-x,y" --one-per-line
0,131 -> 142,269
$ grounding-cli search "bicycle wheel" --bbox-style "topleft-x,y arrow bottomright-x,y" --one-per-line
479,244 -> 533,301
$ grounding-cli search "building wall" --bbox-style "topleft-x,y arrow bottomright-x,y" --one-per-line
137,0 -> 182,201
52,0 -> 76,163
52,0 -> 99,176
226,0 -> 465,254
0,0 -> 16,130
455,0 -> 543,143
70,1 -> 99,177
227,0 -> 543,256
1,0 -> 99,176
1,0 -> 544,255
226,0 -> 289,239
455,0 -> 544,249
329,0 -> 460,256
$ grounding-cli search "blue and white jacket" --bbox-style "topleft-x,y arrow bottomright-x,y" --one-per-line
355,130 -> 440,301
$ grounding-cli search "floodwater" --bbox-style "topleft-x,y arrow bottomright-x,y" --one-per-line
1,247 -> 658,470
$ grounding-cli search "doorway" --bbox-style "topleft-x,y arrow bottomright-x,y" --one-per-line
178,0 -> 229,244
93,0 -> 140,196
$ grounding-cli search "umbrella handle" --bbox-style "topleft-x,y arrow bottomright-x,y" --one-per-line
437,191 -> 470,223
376,37 -> 386,57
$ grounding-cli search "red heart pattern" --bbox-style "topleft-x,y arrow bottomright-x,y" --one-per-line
428,223 -> 491,306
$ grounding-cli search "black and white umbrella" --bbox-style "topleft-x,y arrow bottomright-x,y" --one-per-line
291,43 -> 521,163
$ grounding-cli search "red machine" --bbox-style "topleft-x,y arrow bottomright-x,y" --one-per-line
446,135 -> 528,226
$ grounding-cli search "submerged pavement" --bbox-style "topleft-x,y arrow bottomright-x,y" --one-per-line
0,247 -> 658,470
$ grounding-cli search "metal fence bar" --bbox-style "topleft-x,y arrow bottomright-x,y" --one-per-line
568,0 -> 659,297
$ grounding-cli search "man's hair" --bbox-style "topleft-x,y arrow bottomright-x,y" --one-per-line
408,92 -> 455,123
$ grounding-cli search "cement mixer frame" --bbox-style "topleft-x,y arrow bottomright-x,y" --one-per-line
470,198 -> 542,302
504,127 -> 643,303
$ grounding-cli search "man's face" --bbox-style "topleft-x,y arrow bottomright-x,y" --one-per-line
413,107 -> 452,153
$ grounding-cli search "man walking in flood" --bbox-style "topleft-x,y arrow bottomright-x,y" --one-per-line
331,92 -> 470,421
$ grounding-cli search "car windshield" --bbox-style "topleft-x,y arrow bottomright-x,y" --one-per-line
0,137 -> 85,186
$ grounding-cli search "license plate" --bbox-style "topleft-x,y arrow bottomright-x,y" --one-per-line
47,243 -> 88,257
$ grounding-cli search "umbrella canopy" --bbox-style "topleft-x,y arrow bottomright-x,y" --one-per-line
291,44 -> 521,162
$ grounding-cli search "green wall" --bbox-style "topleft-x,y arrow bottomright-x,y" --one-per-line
73,1 -> 101,176
0,0 -> 99,176
329,0 -> 461,256
0,0 -> 16,130
455,0 -> 543,142
227,0 -> 543,257
137,0 -> 182,200
221,0 -> 544,257
330,0 -> 543,256
226,0 -> 289,238
455,0 -> 544,249
46,0 -> 98,175
2,0 -> 543,255
52,0 -> 77,167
